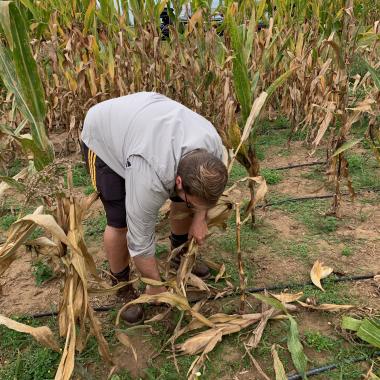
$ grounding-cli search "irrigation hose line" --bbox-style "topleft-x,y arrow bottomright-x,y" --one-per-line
287,351 -> 380,380
29,273 -> 376,319
271,160 -> 327,171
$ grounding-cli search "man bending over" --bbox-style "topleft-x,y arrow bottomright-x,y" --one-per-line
81,92 -> 228,324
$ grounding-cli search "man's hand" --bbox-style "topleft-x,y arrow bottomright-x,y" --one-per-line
188,210 -> 208,245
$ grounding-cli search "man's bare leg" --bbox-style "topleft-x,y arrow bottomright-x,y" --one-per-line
133,256 -> 166,295
103,226 -> 129,273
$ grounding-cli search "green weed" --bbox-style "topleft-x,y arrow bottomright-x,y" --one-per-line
84,185 -> 96,195
302,279 -> 352,305
156,244 -> 168,258
304,331 -> 339,352
0,158 -> 24,177
84,213 -> 107,240
72,163 -> 92,187
228,162 -> 246,186
0,317 -> 60,380
300,167 -> 325,182
0,213 -> 17,230
63,163 -> 92,188
341,246 -> 353,257
261,168 -> 283,185
347,153 -> 380,190
32,259 -> 54,286
274,200 -> 340,234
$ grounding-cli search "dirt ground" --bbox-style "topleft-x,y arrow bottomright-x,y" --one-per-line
0,138 -> 379,379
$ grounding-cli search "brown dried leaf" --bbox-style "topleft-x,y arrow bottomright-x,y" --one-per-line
310,260 -> 333,291
0,314 -> 60,351
271,344 -> 287,380
270,292 -> 304,303
246,308 -> 275,348
116,292 -> 213,328
244,344 -> 271,380
297,301 -> 354,312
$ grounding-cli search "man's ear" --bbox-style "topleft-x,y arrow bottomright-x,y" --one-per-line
175,175 -> 183,190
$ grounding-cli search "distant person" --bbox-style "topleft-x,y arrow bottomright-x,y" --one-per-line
81,92 -> 227,324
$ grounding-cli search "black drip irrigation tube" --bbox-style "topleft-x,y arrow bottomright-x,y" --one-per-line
261,188 -> 380,208
271,160 -> 327,171
30,273 -> 376,319
287,351 -> 380,380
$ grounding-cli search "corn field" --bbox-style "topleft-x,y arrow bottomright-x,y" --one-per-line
0,0 -> 379,379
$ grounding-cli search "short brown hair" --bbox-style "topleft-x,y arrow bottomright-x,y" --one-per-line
177,149 -> 228,205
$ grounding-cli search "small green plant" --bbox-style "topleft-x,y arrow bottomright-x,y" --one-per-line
228,162 -> 246,185
84,213 -> 107,240
0,214 -> 17,230
288,242 -> 309,260
31,259 -> 53,286
261,168 -> 283,185
304,331 -> 338,352
341,246 -> 353,257
156,244 -> 168,257
84,185 -> 95,195
0,317 -> 60,380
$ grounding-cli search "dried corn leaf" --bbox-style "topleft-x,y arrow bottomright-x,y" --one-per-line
178,328 -> 224,355
271,292 -> 303,303
116,330 -> 137,362
0,314 -> 59,351
271,344 -> 287,380
0,206 -> 44,273
187,273 -> 210,293
297,301 -> 354,312
247,307 -> 275,348
252,293 -> 288,313
116,292 -> 213,328
244,344 -> 271,380
214,263 -> 226,283
310,260 -> 333,291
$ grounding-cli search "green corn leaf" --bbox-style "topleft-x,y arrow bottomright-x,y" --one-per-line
0,43 -> 34,123
332,139 -> 362,157
9,2 -> 47,125
266,67 -> 297,97
0,2 -> 12,49
341,316 -> 363,332
251,293 -> 288,313
363,60 -> 380,91
357,319 -> 380,348
0,176 -> 26,192
226,6 -> 252,123
0,2 -> 54,170
287,316 -> 308,380
83,0 -> 96,35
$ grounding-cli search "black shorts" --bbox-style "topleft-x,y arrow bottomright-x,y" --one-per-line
82,143 -> 184,229
82,143 -> 127,228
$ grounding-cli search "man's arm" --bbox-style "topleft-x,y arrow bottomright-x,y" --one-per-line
124,155 -> 167,293
188,209 -> 208,245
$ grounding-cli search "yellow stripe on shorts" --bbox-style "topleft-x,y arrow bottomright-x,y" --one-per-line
88,149 -> 98,191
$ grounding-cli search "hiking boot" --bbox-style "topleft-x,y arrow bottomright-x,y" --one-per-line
170,246 -> 210,280
111,267 -> 144,325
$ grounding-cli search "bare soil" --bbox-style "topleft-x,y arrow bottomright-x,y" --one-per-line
0,140 -> 379,379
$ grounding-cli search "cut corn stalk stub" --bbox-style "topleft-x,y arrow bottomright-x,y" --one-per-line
310,260 -> 333,291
